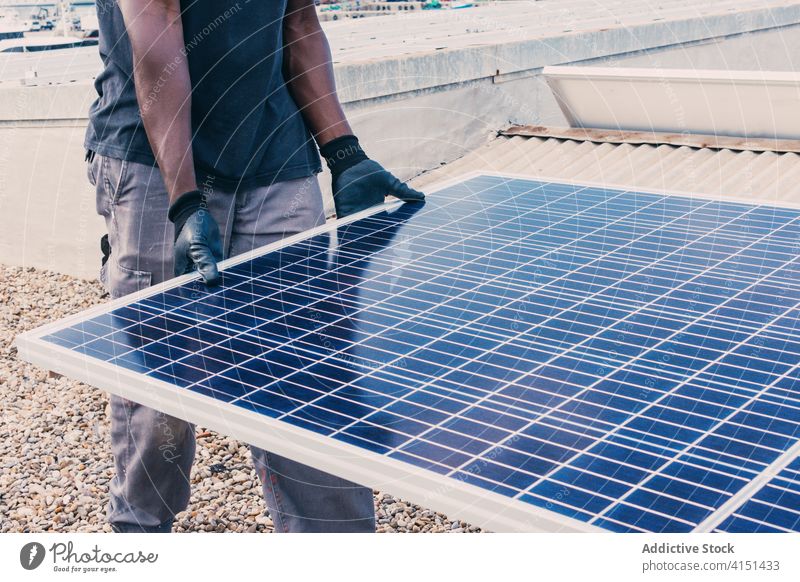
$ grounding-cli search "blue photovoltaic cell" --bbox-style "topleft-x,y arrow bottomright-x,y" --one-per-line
38,175 -> 800,532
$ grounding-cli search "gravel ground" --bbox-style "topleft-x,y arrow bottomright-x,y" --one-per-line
0,265 -> 483,533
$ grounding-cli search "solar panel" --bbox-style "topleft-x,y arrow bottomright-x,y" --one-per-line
15,173 -> 800,533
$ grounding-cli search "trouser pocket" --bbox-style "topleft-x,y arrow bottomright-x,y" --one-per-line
104,257 -> 152,299
92,153 -> 172,296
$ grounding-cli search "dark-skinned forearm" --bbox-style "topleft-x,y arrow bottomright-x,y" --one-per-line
283,0 -> 352,147
118,0 -> 196,204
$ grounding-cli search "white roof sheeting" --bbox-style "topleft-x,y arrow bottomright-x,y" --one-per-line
413,127 -> 800,205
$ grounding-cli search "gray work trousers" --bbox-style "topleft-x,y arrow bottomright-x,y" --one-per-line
87,150 -> 375,533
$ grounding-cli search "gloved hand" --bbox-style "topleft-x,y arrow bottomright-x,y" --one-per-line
319,135 -> 425,218
168,189 -> 223,285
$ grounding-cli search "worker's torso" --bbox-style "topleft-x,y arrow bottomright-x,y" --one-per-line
84,0 -> 320,189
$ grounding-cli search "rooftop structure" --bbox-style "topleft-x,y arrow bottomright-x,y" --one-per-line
415,126 -> 800,204
3,0 -> 800,278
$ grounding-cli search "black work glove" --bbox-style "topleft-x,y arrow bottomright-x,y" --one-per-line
319,135 -> 425,218
168,189 -> 223,285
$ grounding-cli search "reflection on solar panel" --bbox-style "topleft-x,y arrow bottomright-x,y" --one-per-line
16,174 -> 800,533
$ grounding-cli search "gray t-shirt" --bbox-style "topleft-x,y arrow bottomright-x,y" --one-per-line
84,0 -> 321,190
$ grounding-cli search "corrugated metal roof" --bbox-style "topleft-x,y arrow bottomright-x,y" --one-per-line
412,128 -> 800,205
502,126 -> 800,153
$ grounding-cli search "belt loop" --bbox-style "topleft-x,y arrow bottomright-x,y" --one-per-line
85,148 -> 95,163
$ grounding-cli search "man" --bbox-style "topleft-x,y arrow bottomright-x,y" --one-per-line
83,0 -> 424,533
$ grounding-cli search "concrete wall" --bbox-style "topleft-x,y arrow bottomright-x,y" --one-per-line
601,23 -> 800,72
0,123 -> 99,279
4,14 -> 800,278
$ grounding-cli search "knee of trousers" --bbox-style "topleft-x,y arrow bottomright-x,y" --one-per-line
109,394 -> 196,472
250,446 -> 376,532
107,395 -> 196,525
